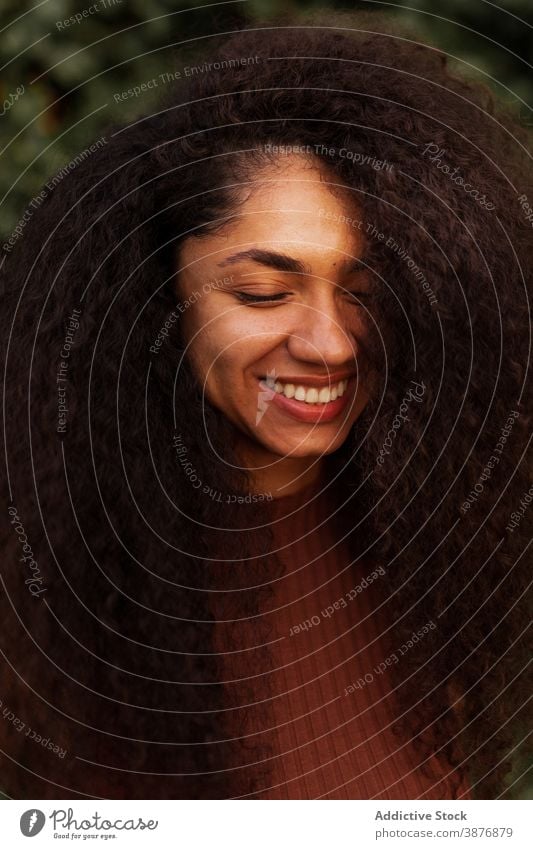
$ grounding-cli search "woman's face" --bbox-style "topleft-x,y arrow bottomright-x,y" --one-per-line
176,155 -> 375,462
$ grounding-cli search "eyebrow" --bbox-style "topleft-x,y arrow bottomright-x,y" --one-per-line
218,249 -> 309,274
218,248 -> 364,276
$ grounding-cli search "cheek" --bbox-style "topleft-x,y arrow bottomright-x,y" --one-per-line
199,343 -> 259,418
182,310 -> 256,389
183,303 -> 240,353
179,306 -> 219,384
208,341 -> 258,389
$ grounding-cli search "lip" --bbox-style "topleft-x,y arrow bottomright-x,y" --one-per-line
260,371 -> 356,387
258,377 -> 356,424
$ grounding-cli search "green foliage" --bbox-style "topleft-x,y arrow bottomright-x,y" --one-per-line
1,0 -> 532,238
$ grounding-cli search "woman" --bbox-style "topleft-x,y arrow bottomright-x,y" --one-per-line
1,12 -> 531,800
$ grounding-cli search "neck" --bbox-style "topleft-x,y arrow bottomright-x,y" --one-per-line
236,442 -> 327,499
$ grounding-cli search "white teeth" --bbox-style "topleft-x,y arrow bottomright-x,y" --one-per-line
283,383 -> 295,398
265,378 -> 349,404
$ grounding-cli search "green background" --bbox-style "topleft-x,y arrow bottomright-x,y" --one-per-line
1,0 -> 532,239
0,0 -> 531,799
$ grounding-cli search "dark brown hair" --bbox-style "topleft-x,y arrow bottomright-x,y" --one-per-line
1,11 -> 531,799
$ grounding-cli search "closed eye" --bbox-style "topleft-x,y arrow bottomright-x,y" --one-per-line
235,291 -> 289,304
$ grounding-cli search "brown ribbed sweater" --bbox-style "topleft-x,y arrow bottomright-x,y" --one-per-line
214,475 -> 471,800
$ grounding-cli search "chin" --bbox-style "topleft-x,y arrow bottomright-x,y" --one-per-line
257,431 -> 351,459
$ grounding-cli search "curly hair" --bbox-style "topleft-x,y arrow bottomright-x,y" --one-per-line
1,10 -> 531,799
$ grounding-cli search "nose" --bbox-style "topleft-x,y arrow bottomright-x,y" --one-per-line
286,301 -> 358,368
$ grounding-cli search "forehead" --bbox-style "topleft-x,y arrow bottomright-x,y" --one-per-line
181,155 -> 365,271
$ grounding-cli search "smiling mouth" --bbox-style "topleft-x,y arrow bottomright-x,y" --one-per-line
260,376 -> 349,405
